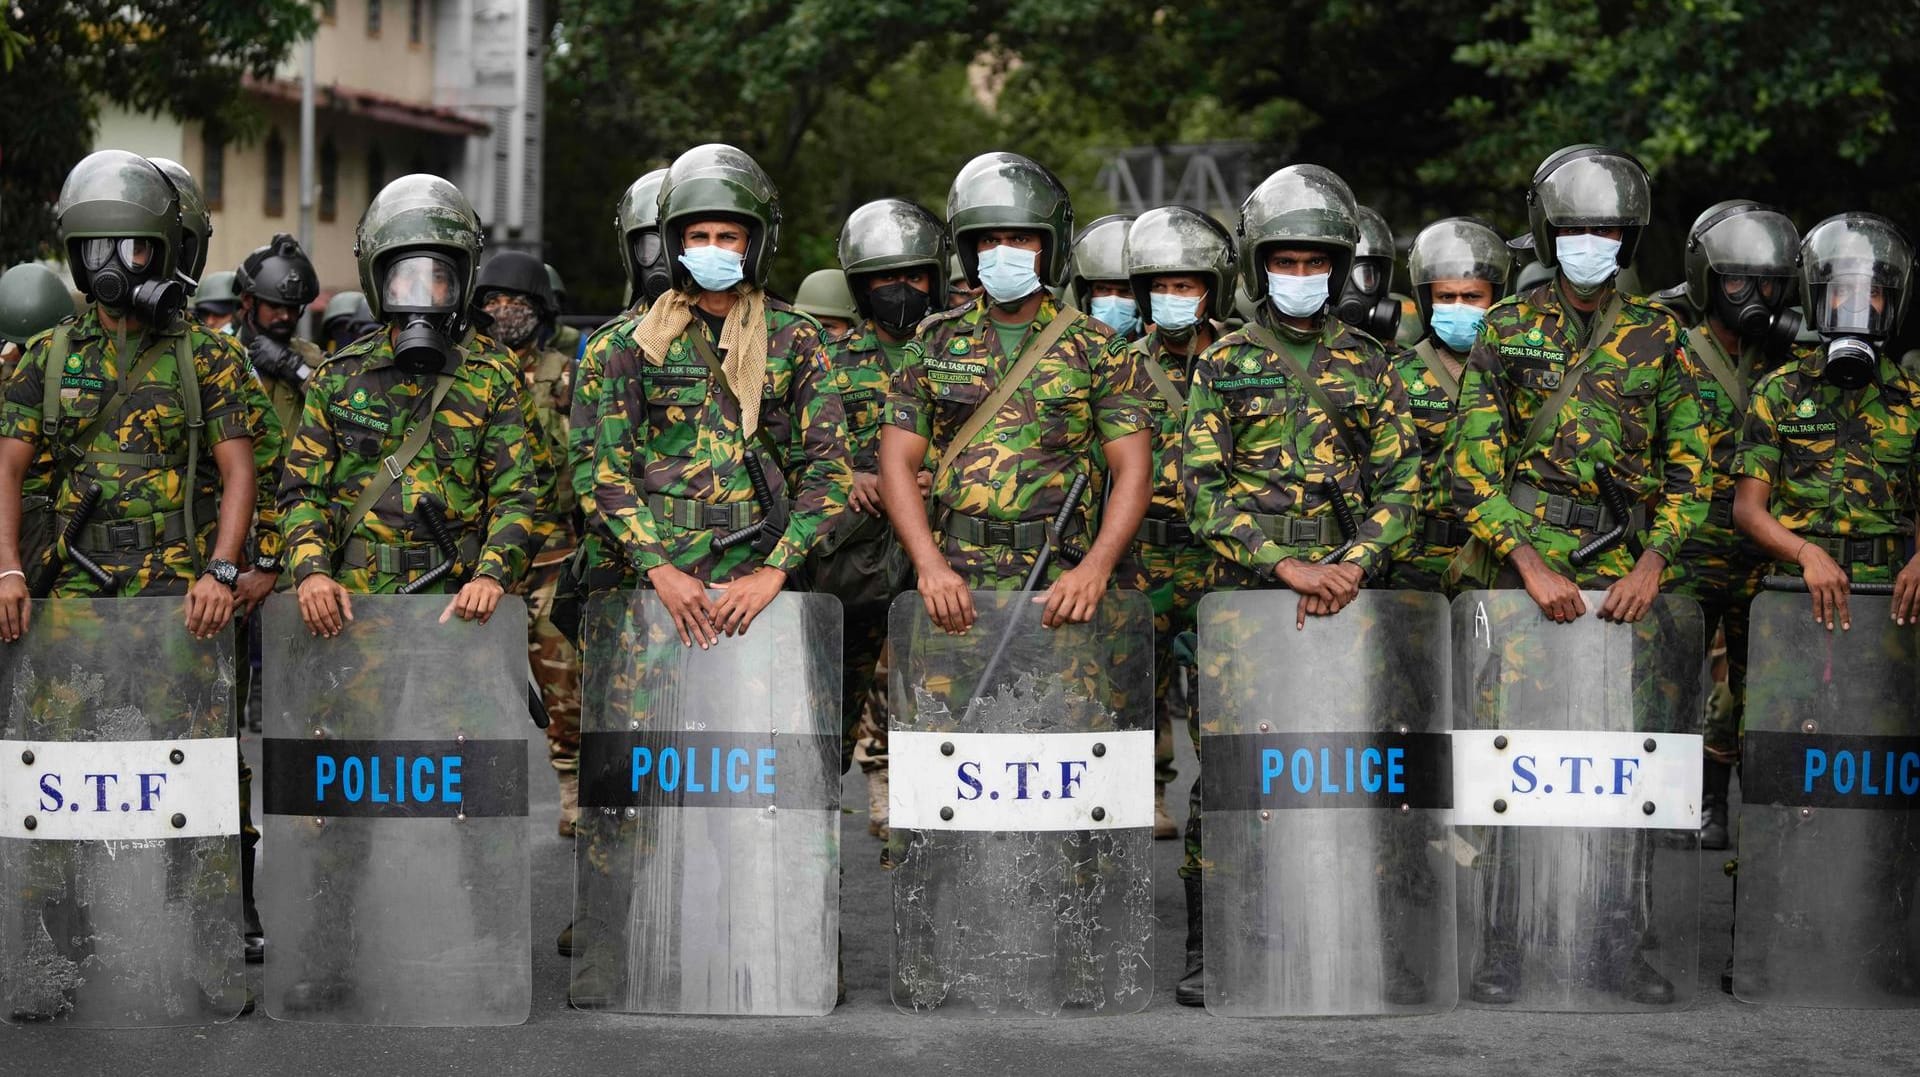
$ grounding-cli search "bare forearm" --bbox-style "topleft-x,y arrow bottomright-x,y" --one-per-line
212,439 -> 256,564
879,429 -> 943,573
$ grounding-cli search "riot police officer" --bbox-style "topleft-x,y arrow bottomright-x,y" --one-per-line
1069,214 -> 1139,338
236,234 -> 324,438
1337,205 -> 1404,343
0,264 -> 78,369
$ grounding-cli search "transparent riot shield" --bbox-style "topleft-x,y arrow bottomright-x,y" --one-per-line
260,594 -> 531,1026
570,590 -> 841,1016
888,590 -> 1154,1016
1734,592 -> 1920,1008
0,598 -> 242,1027
1199,589 -> 1455,1016
1451,590 -> 1704,1013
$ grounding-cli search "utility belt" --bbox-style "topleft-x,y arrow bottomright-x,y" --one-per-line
1510,482 -> 1647,536
938,505 -> 1083,551
67,496 -> 215,556
1134,514 -> 1194,549
1805,533 -> 1905,568
1420,515 -> 1473,550
646,493 -> 761,533
340,532 -> 480,577
1248,512 -> 1342,548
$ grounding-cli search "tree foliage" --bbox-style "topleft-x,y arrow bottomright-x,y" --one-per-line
545,0 -> 1920,312
0,0 -> 316,265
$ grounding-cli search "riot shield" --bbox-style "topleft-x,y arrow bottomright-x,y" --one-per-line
1451,590 -> 1704,1013
888,590 -> 1154,1016
1199,589 -> 1456,1016
570,590 -> 841,1016
0,598 -> 242,1027
260,594 -> 531,1026
1733,592 -> 1920,1008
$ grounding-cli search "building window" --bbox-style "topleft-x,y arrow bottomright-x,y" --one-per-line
264,128 -> 286,218
319,137 -> 339,222
409,0 -> 425,45
368,146 -> 386,198
367,0 -> 381,37
202,130 -> 225,211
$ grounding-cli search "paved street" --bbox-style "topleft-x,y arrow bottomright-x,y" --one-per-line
4,728 -> 1912,1077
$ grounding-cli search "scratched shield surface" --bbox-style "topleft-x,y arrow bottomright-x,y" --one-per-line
1199,589 -> 1457,1016
1450,591 -> 1705,1013
570,590 -> 841,1016
260,594 -> 531,1026
887,590 -> 1154,1016
0,598 -> 244,1027
1733,592 -> 1920,1009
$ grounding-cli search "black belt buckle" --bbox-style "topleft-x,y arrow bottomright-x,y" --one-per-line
401,547 -> 436,573
984,521 -> 1016,547
1570,503 -> 1603,531
1847,539 -> 1878,566
104,520 -> 141,551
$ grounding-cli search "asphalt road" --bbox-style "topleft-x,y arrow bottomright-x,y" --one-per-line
4,728 -> 1912,1077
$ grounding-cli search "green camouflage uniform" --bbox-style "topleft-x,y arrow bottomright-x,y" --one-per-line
553,322 -> 582,362
513,343 -> 582,779
1667,320 -> 1791,763
277,332 -> 542,594
1732,352 -> 1920,587
591,299 -> 853,584
1112,328 -> 1217,796
1450,281 -> 1713,588
1390,340 -> 1469,593
815,320 -> 904,767
569,309 -> 645,598
885,294 -> 1153,587
1181,311 -> 1421,880
2,309 -> 253,593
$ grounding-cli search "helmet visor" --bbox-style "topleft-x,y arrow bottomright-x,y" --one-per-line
1535,154 -> 1652,229
382,253 -> 462,313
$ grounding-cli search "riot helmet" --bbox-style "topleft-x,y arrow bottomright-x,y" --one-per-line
1338,205 -> 1401,339
615,168 -> 671,306
0,263 -> 79,346
149,157 -> 211,286
321,289 -> 377,352
1526,145 -> 1652,275
946,152 -> 1074,291
837,199 -> 948,337
473,250 -> 556,350
1124,205 -> 1235,339
657,144 -> 780,293
1683,200 -> 1801,353
1798,213 -> 1913,390
355,174 -> 483,376
56,150 -> 187,321
1235,164 -> 1358,318
236,233 -> 320,343
792,268 -> 859,333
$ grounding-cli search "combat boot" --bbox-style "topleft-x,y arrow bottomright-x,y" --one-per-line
1153,786 -> 1177,840
1467,943 -> 1522,1004
557,771 -> 580,839
242,838 -> 265,964
1176,874 -> 1205,1007
1699,760 -> 1731,851
867,769 -> 890,840
556,921 -> 575,958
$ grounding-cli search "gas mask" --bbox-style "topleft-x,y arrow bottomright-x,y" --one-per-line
1812,275 -> 1890,390
79,237 -> 184,321
1710,274 -> 1786,343
381,252 -> 464,377
1813,336 -> 1877,390
631,230 -> 672,304
1336,258 -> 1400,340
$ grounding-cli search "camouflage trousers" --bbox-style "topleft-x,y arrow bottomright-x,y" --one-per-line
518,548 -> 583,774
1671,531 -> 1763,765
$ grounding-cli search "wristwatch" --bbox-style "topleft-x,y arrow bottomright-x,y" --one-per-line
204,558 -> 240,590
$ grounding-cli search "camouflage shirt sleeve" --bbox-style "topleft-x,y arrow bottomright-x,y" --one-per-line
885,337 -> 935,439
590,337 -> 672,574
570,320 -> 625,517
0,330 -> 56,442
770,332 -> 854,572
471,358 -> 541,584
1449,322 -> 1534,560
277,370 -> 343,582
1182,340 -> 1277,573
229,342 -> 287,560
1731,370 -> 1787,484
1348,351 -> 1423,574
190,328 -> 254,447
1092,336 -> 1155,443
1645,335 -> 1713,564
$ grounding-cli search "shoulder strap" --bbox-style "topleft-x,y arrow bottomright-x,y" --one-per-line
1243,322 -> 1364,462
1413,339 -> 1461,402
174,332 -> 205,573
1134,338 -> 1187,410
41,326 -> 68,428
934,307 -> 1083,489
1687,326 -> 1748,414
339,373 -> 456,538
1517,291 -> 1626,457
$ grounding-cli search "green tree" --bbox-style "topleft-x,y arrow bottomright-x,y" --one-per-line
0,0 -> 317,265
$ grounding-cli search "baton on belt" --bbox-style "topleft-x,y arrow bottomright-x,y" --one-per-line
1570,466 -> 1645,568
1762,574 -> 1897,597
712,451 -> 781,553
964,472 -> 1090,717
31,483 -> 115,597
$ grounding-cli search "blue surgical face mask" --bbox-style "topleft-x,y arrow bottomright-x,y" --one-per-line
976,244 -> 1043,304
1268,271 -> 1330,318
1555,233 -> 1623,291
678,244 -> 746,293
1428,302 -> 1488,353
1090,295 -> 1138,337
1152,292 -> 1204,332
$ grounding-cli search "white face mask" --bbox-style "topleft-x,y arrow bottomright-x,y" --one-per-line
1555,233 -> 1623,290
1268,272 -> 1331,318
976,244 -> 1043,304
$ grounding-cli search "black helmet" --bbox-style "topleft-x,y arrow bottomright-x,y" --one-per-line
473,250 -> 557,316
237,233 -> 321,309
